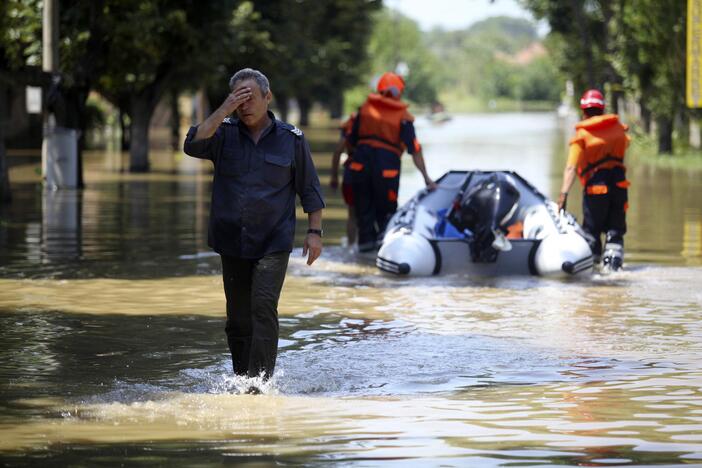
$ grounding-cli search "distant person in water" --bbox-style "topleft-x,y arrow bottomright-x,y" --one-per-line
557,89 -> 630,272
183,68 -> 325,387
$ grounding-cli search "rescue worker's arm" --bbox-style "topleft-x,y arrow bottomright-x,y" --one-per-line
411,150 -> 437,190
401,121 -> 436,190
303,209 -> 323,266
329,135 -> 346,190
192,86 -> 252,141
412,149 -> 436,190
558,142 -> 582,211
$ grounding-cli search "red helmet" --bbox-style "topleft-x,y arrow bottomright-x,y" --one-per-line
580,89 -> 605,109
377,72 -> 405,98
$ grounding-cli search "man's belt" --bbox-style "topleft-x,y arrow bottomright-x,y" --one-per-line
357,134 -> 403,153
579,154 -> 624,178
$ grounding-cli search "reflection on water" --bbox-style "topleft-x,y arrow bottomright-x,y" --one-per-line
41,190 -> 82,263
1,259 -> 701,464
682,208 -> 702,260
1,113 -> 702,465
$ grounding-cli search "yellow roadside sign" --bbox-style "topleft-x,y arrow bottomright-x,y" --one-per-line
688,0 -> 702,107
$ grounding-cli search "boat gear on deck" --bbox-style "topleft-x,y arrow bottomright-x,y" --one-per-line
376,171 -> 593,277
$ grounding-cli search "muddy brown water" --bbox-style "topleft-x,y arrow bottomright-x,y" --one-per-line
1,113 -> 701,466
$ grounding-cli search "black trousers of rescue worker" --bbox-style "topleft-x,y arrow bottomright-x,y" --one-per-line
350,145 -> 401,252
221,251 -> 289,379
582,166 -> 628,258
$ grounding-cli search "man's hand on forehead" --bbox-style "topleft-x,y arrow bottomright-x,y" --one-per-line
232,85 -> 252,97
219,86 -> 252,114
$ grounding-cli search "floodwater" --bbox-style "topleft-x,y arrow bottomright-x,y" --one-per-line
1,112 -> 701,466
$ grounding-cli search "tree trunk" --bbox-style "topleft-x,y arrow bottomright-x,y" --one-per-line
129,96 -> 152,172
66,86 -> 88,189
119,108 -> 130,152
610,86 -> 623,115
329,90 -> 344,119
275,93 -> 289,122
127,67 -> 170,172
640,99 -> 651,134
657,116 -> 674,154
690,118 -> 701,149
76,127 -> 85,189
298,97 -> 311,127
0,81 -> 10,203
676,109 -> 689,149
573,0 -> 595,86
170,89 -> 180,151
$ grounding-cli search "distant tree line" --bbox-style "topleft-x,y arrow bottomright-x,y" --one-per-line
520,0 -> 688,155
425,16 -> 561,106
0,0 -> 380,199
342,12 -> 560,119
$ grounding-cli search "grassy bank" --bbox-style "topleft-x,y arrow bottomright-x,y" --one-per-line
630,133 -> 702,171
437,91 -> 557,113
342,86 -> 558,115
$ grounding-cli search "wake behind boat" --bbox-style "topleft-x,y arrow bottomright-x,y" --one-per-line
376,171 -> 593,277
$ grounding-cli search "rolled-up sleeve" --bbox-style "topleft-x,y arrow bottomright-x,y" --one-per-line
294,136 -> 325,213
400,121 -> 421,155
183,126 -> 221,160
567,135 -> 584,167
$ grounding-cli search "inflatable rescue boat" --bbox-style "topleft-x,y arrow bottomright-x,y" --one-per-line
376,171 -> 593,277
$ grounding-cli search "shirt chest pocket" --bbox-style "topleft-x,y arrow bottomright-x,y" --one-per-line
264,152 -> 292,187
219,148 -> 246,176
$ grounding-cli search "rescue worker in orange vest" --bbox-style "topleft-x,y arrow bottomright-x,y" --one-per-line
346,72 -> 436,252
557,89 -> 631,271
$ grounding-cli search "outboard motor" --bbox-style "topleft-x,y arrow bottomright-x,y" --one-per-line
449,173 -> 520,262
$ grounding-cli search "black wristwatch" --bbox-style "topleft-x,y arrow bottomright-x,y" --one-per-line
307,228 -> 323,237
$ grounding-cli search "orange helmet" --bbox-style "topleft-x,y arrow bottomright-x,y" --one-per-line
580,89 -> 605,109
377,72 -> 405,98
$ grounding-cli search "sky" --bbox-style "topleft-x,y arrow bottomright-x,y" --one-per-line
387,0 -> 537,31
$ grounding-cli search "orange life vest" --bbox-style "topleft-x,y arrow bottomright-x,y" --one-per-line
570,114 -> 630,185
356,93 -> 414,157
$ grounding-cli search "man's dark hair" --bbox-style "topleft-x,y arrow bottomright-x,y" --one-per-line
229,68 -> 270,96
584,107 -> 604,118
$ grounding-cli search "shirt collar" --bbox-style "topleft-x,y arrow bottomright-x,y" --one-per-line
260,111 -> 277,139
235,110 -> 277,141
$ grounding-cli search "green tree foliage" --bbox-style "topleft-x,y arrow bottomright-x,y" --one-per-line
302,0 -> 382,120
1,0 -> 106,192
520,1 -> 615,92
617,0 -> 686,153
0,1 -> 40,201
424,16 -> 560,107
518,56 -> 561,101
520,0 -> 687,154
462,16 -> 538,54
1,0 -> 42,69
95,0 -> 244,171
361,8 -> 442,106
190,2 -> 273,113
1,0 -> 380,175
237,0 -> 381,125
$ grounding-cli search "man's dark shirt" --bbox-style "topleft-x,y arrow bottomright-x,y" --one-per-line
183,111 -> 325,259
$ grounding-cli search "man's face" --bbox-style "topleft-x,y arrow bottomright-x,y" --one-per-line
233,78 -> 271,127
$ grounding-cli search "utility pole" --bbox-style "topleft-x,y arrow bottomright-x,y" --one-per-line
43,0 -> 58,74
42,0 -> 78,189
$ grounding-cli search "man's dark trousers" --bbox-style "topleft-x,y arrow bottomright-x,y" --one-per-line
582,167 -> 628,257
351,146 -> 400,251
221,251 -> 289,379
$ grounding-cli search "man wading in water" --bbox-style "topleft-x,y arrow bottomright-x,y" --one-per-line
184,68 -> 325,392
